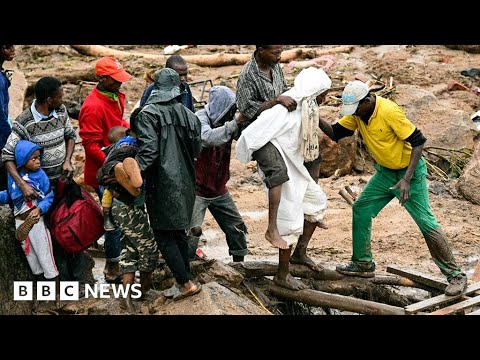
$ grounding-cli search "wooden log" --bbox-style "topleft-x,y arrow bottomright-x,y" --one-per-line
231,260 -> 342,281
311,279 -> 419,307
268,284 -> 405,315
230,261 -> 430,289
70,45 -> 354,68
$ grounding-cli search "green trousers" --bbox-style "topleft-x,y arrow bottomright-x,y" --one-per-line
351,157 -> 462,280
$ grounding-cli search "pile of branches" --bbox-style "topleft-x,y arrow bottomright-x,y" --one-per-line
423,146 -> 474,180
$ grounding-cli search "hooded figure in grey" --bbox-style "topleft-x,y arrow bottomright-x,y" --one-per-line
197,86 -> 238,147
187,85 -> 248,262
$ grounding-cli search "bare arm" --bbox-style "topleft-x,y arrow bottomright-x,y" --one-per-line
255,96 -> 297,118
62,138 -> 75,177
389,144 -> 424,206
318,116 -> 335,140
389,128 -> 427,206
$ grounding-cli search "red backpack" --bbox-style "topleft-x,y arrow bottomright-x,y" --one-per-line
49,177 -> 105,253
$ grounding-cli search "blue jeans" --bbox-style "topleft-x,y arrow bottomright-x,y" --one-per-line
96,187 -> 121,262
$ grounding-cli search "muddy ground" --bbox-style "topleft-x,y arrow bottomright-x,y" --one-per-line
7,45 -> 480,286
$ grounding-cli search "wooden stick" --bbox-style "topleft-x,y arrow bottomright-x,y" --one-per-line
339,188 -> 355,205
344,185 -> 357,201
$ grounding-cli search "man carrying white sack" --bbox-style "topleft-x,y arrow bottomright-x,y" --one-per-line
236,67 -> 330,290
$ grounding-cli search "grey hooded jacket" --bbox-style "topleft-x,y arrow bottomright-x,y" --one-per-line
195,85 -> 238,148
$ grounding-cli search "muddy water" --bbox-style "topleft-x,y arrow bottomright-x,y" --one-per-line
200,209 -> 278,262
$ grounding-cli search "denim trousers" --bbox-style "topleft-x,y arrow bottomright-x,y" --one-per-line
96,187 -> 121,262
187,192 -> 248,258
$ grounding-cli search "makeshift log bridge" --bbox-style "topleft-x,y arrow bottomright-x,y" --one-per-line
230,262 -> 480,315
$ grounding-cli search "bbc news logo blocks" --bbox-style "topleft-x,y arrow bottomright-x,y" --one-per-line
14,281 -> 33,301
14,281 -> 79,301
13,281 -> 141,301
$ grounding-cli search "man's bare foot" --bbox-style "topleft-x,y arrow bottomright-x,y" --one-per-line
290,254 -> 324,272
316,221 -> 328,229
265,230 -> 289,249
273,273 -> 307,291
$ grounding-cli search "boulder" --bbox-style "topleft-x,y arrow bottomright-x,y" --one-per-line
0,206 -> 34,315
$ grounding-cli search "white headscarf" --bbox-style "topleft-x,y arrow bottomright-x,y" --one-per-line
290,67 -> 332,162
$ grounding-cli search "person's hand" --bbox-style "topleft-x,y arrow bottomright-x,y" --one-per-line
29,208 -> 41,223
235,112 -> 249,125
276,95 -> 297,112
389,178 -> 410,206
102,176 -> 117,185
62,160 -> 74,178
19,182 -> 37,202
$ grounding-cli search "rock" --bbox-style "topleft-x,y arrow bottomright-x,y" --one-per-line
0,206 -> 34,315
151,282 -> 270,315
457,143 -> 480,205
202,260 -> 244,287
318,106 -> 357,178
395,85 -> 475,150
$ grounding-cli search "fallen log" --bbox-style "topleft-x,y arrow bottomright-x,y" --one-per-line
268,284 -> 405,315
230,260 -> 431,290
231,260 -> 343,280
70,45 -> 354,68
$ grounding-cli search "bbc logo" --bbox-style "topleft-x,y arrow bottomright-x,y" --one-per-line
14,281 -> 141,300
14,281 -> 80,301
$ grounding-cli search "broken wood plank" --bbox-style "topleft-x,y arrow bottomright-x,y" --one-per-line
467,308 -> 480,315
387,265 -> 447,292
405,283 -> 480,314
428,295 -> 480,315
268,284 -> 405,315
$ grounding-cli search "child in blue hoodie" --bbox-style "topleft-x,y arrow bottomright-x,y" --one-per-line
0,140 -> 58,280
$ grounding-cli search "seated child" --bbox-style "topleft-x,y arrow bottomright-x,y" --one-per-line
97,108 -> 143,231
0,140 -> 58,280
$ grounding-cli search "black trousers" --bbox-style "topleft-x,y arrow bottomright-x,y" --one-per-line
153,229 -> 192,285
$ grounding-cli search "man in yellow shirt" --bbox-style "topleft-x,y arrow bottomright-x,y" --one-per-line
318,80 -> 467,296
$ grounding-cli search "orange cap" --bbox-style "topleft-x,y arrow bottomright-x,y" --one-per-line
95,56 -> 132,83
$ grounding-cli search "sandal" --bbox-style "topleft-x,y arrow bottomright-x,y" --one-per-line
173,283 -> 202,301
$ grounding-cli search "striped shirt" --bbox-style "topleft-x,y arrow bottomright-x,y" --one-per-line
236,52 -> 288,121
2,103 -> 76,181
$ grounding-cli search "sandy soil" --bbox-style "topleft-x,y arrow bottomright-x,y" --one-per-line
9,45 -> 480,285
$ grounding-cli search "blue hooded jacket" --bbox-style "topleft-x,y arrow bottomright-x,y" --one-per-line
0,140 -> 53,215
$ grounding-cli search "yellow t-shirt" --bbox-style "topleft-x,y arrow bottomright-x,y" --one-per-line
338,96 -> 415,169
